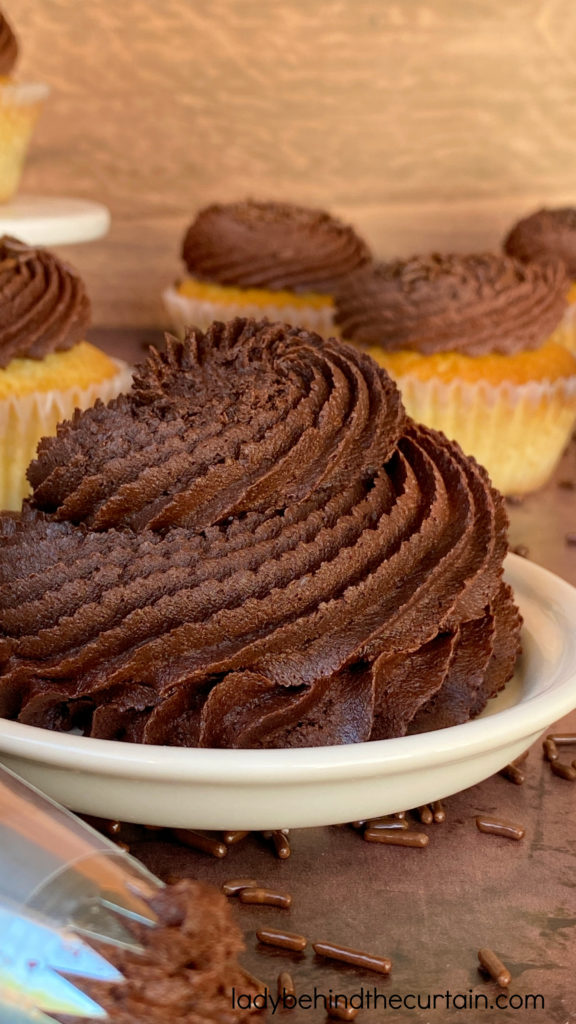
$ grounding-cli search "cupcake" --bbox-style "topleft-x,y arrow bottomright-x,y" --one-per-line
503,207 -> 576,352
163,199 -> 371,336
335,252 -> 576,495
0,9 -> 49,203
0,318 -> 520,746
0,235 -> 132,509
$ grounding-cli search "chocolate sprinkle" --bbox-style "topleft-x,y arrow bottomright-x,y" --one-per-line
172,830 -> 228,858
313,940 -> 392,975
475,816 -> 525,841
362,816 -> 409,832
499,762 -> 526,785
363,829 -> 429,847
261,830 -> 292,859
222,877 -> 259,896
257,928 -> 307,952
550,761 -> 576,781
222,830 -> 250,845
431,800 -> 446,823
417,805 -> 434,825
328,999 -> 359,1021
239,887 -> 292,909
478,947 -> 512,987
278,971 -> 295,998
543,738 -> 559,762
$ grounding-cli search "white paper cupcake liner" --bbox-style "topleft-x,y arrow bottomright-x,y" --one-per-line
394,372 -> 576,495
162,284 -> 337,338
0,358 -> 133,511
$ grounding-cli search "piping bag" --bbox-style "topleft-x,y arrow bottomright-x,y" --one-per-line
0,762 -> 164,1021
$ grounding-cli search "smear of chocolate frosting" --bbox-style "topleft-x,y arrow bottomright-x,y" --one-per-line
58,879 -> 263,1024
334,252 -> 568,356
0,10 -> 18,76
504,207 -> 576,280
0,319 -> 521,747
0,236 -> 91,367
181,200 -> 372,293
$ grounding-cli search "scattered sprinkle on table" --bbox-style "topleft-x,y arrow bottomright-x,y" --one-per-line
257,928 -> 307,951
239,886 -> 292,909
478,947 -> 511,987
363,828 -> 429,847
222,877 -> 259,896
172,829 -> 228,858
475,816 -> 525,841
313,940 -> 391,975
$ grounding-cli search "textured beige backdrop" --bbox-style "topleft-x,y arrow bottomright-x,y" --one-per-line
7,0 -> 576,326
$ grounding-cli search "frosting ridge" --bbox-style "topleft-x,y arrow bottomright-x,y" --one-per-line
0,236 -> 91,368
181,200 -> 372,293
335,252 -> 568,356
0,319 -> 521,747
504,207 -> 576,279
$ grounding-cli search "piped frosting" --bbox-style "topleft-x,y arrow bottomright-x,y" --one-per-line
335,252 -> 568,356
0,236 -> 91,368
181,200 -> 372,293
0,319 -> 521,747
504,207 -> 576,280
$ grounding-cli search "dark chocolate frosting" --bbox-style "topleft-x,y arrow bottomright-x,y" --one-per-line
181,200 -> 372,293
0,236 -> 91,367
503,207 -> 576,280
0,10 -> 17,76
334,252 -> 568,356
66,879 -> 262,1024
0,319 -> 520,747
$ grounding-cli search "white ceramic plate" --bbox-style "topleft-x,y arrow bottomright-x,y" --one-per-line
0,197 -> 110,246
0,554 -> 574,830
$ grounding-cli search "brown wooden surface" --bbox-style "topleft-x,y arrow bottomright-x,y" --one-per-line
7,0 -> 576,326
124,730 -> 576,1023
93,329 -> 576,1023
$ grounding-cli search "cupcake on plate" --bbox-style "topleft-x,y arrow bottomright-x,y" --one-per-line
0,8 -> 49,203
163,199 -> 371,336
0,319 -> 520,745
503,207 -> 576,352
335,251 -> 576,495
0,235 -> 132,509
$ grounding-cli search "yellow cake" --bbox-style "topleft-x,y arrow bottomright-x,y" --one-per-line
0,11 -> 48,203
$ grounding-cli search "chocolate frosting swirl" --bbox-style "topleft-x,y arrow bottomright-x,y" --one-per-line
181,200 -> 372,293
504,207 -> 576,279
0,319 -> 520,747
0,10 -> 18,76
335,252 -> 568,356
0,236 -> 91,367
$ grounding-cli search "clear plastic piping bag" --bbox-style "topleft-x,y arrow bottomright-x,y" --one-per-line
0,763 -> 163,949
